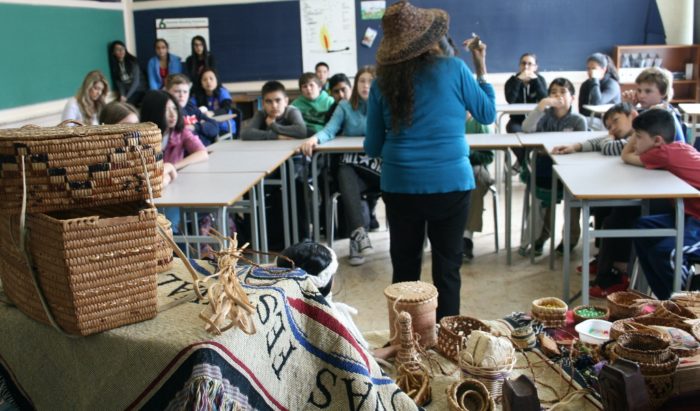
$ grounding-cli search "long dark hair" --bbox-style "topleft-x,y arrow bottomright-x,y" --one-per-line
140,90 -> 184,133
190,35 -> 209,60
107,40 -> 138,88
193,68 -> 223,105
377,50 -> 439,132
350,66 -> 375,110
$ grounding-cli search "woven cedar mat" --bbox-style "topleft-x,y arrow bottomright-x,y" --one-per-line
364,329 -> 604,411
0,258 -> 419,411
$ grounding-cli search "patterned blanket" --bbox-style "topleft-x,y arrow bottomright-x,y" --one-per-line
0,258 -> 418,410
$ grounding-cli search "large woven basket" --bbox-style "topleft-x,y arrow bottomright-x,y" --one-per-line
437,315 -> 491,362
0,202 -> 159,336
0,122 -> 163,214
384,281 -> 438,348
606,290 -> 649,320
155,213 -> 174,272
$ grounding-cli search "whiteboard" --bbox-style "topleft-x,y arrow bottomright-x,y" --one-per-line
155,17 -> 210,62
299,0 -> 358,77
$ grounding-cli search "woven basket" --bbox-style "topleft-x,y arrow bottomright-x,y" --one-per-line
644,372 -> 675,409
446,378 -> 496,411
384,281 -> 438,348
0,122 -> 163,214
155,214 -> 174,272
614,333 -> 670,364
606,290 -> 648,320
0,202 -> 159,336
510,324 -> 537,350
610,320 -> 671,343
671,291 -> 700,317
651,300 -> 697,322
459,352 -> 516,399
573,305 -> 609,324
437,316 -> 491,362
531,297 -> 567,328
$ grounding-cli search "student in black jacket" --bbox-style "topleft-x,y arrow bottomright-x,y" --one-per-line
504,53 -> 548,133
108,41 -> 147,107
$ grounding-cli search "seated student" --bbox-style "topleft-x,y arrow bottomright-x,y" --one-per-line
324,73 -> 352,123
300,66 -> 378,266
622,67 -> 686,142
191,68 -> 240,137
315,61 -> 330,92
623,109 -> 700,299
579,53 -> 621,130
463,115 -> 495,262
184,35 -> 215,88
552,102 -> 636,156
276,241 -> 368,349
62,70 -> 110,125
519,78 -> 587,257
108,40 -> 147,107
241,81 -> 306,140
147,38 -> 183,90
99,100 -> 139,125
140,90 -> 208,230
165,74 -> 219,146
291,72 -> 335,136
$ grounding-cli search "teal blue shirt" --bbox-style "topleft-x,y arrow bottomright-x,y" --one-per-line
316,99 -> 367,143
364,57 -> 496,194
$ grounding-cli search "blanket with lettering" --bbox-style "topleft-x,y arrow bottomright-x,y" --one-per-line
0,258 -> 417,410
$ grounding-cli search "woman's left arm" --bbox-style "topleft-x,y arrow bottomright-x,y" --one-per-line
364,85 -> 386,157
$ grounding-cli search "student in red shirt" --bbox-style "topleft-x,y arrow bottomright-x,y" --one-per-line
622,109 -> 700,298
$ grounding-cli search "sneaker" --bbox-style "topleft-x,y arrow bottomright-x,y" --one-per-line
518,243 -> 543,257
576,258 -> 598,276
589,270 -> 629,298
349,240 -> 366,266
369,215 -> 380,232
463,238 -> 474,261
349,227 -> 372,266
555,242 -> 577,256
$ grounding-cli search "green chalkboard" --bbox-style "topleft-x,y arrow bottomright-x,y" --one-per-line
0,4 -> 124,110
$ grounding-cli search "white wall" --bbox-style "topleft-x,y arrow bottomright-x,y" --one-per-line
658,0 -> 694,44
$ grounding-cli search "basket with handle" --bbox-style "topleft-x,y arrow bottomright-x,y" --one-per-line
0,121 -> 163,214
437,315 -> 491,362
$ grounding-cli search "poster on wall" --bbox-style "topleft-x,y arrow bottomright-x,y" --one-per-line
300,0 -> 357,77
361,1 -> 385,20
155,18 -> 209,62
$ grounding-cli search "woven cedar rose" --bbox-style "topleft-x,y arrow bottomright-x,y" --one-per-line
375,1 -> 449,65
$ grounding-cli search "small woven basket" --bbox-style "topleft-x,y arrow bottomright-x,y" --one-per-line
155,214 -> 174,272
606,291 -> 648,320
670,291 -> 700,317
510,324 -> 537,350
384,281 -> 438,348
573,304 -> 609,324
0,202 -> 159,336
614,333 -> 670,364
446,378 -> 496,411
437,316 -> 491,362
0,122 -> 163,214
651,300 -> 697,322
531,297 -> 567,328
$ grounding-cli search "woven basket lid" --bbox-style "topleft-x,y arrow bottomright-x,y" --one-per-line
384,281 -> 437,303
0,122 -> 160,140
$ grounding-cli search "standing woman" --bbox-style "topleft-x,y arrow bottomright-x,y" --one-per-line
61,70 -> 110,125
147,38 -> 183,90
185,35 -> 216,89
579,53 -> 621,129
365,1 -> 496,319
107,40 -> 147,106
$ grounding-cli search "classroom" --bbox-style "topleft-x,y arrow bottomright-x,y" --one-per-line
1,0 -> 700,409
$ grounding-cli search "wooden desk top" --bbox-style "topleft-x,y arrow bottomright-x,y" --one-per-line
679,103 -> 700,115
517,131 -> 608,149
153,172 -> 264,207
496,103 -> 537,114
554,162 -> 700,199
180,150 -> 292,175
467,133 -> 522,148
314,136 -> 365,152
582,104 -> 614,115
208,139 -> 304,153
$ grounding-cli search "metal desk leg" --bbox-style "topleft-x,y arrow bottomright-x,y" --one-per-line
529,150 -> 537,263
280,162 -> 291,248
581,201 -> 591,305
312,153 -> 321,242
219,206 -> 228,251
249,185 -> 260,262
505,149 -> 512,265
550,168 -> 558,270
563,190 -> 572,302
288,158 -> 299,244
180,208 -> 190,259
673,198 -> 685,292
257,179 -> 268,261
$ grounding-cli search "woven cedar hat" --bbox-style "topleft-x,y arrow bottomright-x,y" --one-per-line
376,1 -> 449,65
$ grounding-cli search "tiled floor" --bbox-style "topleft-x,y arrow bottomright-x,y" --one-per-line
328,174 -> 599,334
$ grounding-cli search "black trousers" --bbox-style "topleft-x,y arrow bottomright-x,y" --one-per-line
382,190 -> 471,320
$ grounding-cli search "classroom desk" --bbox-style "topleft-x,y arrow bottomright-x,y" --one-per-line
467,133 -> 522,264
207,139 -> 305,245
517,131 -> 608,263
553,162 -> 700,304
582,104 -> 614,128
493,103 -> 536,187
152,172 -> 265,258
679,103 -> 700,144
